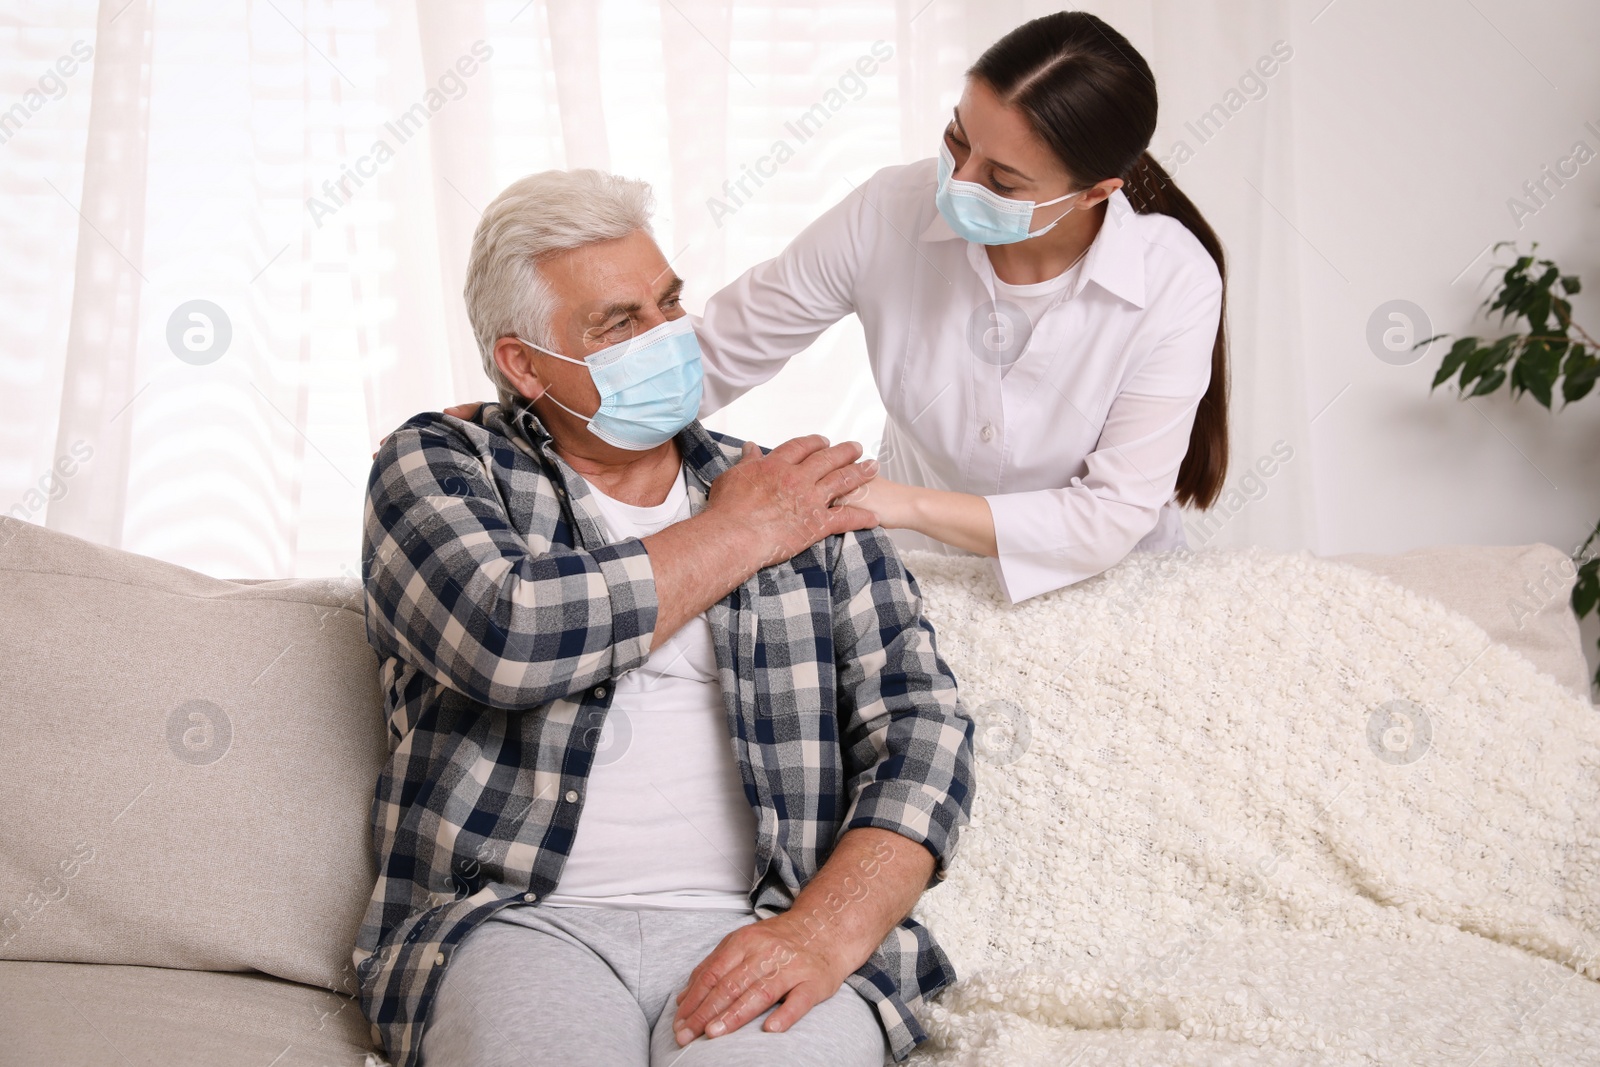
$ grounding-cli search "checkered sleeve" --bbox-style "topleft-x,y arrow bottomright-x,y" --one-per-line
830,526 -> 976,887
362,413 -> 659,711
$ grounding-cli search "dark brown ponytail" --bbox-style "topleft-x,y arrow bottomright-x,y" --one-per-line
1121,151 -> 1228,508
970,13 -> 1229,509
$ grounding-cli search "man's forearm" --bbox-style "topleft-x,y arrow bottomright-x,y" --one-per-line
782,826 -> 935,980
639,510 -> 767,650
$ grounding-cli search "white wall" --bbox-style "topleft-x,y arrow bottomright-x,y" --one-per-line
1288,0 -> 1600,562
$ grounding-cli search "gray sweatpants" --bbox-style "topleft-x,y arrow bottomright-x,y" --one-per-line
420,902 -> 891,1067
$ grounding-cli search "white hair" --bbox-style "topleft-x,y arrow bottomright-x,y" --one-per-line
464,169 -> 655,404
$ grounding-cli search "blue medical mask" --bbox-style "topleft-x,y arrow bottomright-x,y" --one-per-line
521,316 -> 704,451
935,139 -> 1084,245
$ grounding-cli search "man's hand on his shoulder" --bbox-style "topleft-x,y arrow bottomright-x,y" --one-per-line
706,435 -> 881,571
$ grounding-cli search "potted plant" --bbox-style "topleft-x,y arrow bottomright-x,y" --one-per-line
1422,242 -> 1599,691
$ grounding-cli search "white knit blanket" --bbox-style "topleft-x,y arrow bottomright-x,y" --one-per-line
902,548 -> 1600,1067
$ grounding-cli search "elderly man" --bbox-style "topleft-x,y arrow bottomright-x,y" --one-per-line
352,168 -> 976,1067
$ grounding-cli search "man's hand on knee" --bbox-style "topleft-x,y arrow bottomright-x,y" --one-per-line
669,911 -> 849,1045
671,829 -> 935,1046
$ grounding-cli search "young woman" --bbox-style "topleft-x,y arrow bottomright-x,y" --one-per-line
449,11 -> 1228,605
695,10 -> 1228,604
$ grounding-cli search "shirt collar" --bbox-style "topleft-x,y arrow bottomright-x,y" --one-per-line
919,185 -> 1147,309
495,396 -> 736,490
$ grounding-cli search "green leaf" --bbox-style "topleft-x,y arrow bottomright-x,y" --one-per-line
1461,336 -> 1516,394
1548,292 -> 1574,337
1489,278 -> 1522,321
1561,275 -> 1581,295
1454,342 -> 1494,391
1562,347 -> 1599,405
1516,338 -> 1560,409
1468,367 -> 1506,396
1432,336 -> 1476,390
1525,289 -> 1551,333
1508,345 -> 1530,398
1573,556 -> 1599,619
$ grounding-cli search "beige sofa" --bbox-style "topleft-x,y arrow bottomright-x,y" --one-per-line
1,515 -> 1591,1066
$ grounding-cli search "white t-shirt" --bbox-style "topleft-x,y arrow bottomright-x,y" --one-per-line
541,465 -> 758,912
991,258 -> 1084,379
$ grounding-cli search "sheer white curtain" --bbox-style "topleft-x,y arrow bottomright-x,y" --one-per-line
0,0 -> 1313,579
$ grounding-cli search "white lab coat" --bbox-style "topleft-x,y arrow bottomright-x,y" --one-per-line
695,157 -> 1223,604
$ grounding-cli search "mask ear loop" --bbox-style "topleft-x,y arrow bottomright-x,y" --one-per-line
1024,186 -> 1089,239
507,334 -> 596,426
510,333 -> 590,368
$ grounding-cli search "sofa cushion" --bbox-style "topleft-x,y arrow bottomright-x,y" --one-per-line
0,960 -> 377,1065
0,517 -> 388,993
1330,542 -> 1592,703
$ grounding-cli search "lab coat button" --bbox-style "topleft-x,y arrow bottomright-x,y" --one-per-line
979,423 -> 995,442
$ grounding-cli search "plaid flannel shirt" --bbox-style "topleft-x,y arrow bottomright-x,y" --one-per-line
352,399 -> 976,1066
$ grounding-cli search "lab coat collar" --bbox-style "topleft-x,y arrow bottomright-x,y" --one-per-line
919,185 -> 1147,309
1078,188 -> 1146,308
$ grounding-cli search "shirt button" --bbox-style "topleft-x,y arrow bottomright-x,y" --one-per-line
523,892 -> 538,903
979,423 -> 995,442
565,789 -> 580,803
593,685 -> 607,699
434,952 -> 445,966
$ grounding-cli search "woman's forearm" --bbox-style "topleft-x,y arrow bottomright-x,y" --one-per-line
838,477 -> 998,557
904,485 -> 998,557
